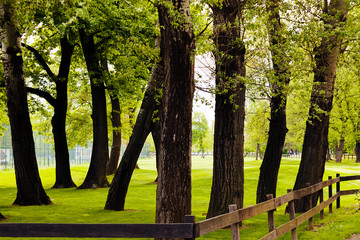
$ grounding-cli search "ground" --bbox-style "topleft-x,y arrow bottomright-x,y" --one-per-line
349,234 -> 360,240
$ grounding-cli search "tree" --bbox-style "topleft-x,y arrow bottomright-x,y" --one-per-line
23,33 -> 76,188
0,0 -> 51,205
155,0 -> 195,226
245,101 -> 269,159
293,0 -> 348,212
207,0 -> 246,218
256,0 -> 290,203
105,50 -> 163,210
192,112 -> 209,157
77,25 -> 109,189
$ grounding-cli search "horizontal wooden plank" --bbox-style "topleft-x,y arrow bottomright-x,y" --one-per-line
260,193 -> 339,240
293,178 -> 339,200
340,175 -> 360,181
341,189 -> 360,196
0,223 -> 194,238
197,193 -> 297,236
274,192 -> 294,208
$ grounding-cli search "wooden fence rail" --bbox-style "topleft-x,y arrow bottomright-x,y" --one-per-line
0,174 -> 359,239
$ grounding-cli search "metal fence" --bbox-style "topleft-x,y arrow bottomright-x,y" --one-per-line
0,126 -> 151,170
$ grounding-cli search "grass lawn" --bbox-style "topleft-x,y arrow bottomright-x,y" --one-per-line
0,156 -> 360,239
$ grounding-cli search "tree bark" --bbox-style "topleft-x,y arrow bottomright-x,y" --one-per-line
0,2 -> 51,205
293,0 -> 347,212
155,0 -> 194,228
256,0 -> 290,203
78,27 -> 109,189
335,138 -> 345,163
256,143 -> 262,160
106,95 -> 122,175
207,2 -> 246,219
105,54 -> 163,210
355,142 -> 360,163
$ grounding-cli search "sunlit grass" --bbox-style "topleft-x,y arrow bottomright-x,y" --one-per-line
0,156 -> 359,239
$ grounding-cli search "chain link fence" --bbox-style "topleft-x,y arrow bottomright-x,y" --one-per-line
0,125 -> 151,170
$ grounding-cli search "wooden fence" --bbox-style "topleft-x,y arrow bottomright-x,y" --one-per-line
0,174 -> 359,239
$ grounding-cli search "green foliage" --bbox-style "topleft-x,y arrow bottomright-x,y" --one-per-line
192,112 -> 212,154
245,101 -> 269,153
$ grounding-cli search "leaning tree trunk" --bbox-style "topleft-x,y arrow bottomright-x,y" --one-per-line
52,37 -> 76,188
155,0 -> 195,227
0,2 -> 51,205
78,28 -> 109,189
256,0 -> 290,203
106,95 -> 122,175
293,0 -> 347,212
207,2 -> 246,219
105,55 -> 163,210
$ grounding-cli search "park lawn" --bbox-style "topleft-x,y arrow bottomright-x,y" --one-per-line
0,156 -> 359,239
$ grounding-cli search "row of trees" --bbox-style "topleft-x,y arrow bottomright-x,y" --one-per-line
1,0 -> 359,230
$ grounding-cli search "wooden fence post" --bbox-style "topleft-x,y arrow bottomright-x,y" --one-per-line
336,173 -> 340,209
287,189 -> 297,240
229,204 -> 240,240
306,183 -> 314,230
266,194 -> 275,232
328,176 -> 333,213
185,215 -> 196,240
319,188 -> 324,219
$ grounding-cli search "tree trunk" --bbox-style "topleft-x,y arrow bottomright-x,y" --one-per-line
0,213 -> 4,219
155,0 -> 194,228
293,0 -> 347,212
22,36 -> 76,188
355,142 -> 360,163
78,27 -> 109,189
106,96 -> 122,175
105,54 -> 163,210
256,143 -> 262,160
207,2 -> 246,219
52,37 -> 76,188
335,138 -> 345,163
256,0 -> 290,203
0,2 -> 51,205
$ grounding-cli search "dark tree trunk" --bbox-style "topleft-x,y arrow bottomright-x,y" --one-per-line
52,37 -> 76,188
105,56 -> 163,210
22,36 -> 76,189
207,2 -> 246,219
0,2 -> 51,205
335,138 -> 345,163
355,142 -> 360,163
99,54 -> 123,176
106,96 -> 122,175
151,100 -> 162,183
256,0 -> 290,203
78,27 -> 109,189
0,213 -> 4,219
293,0 -> 347,212
155,0 -> 194,227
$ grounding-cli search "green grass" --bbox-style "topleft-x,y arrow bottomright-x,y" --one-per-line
0,156 -> 360,239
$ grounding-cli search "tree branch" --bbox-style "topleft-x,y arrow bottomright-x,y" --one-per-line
21,43 -> 56,80
26,87 -> 56,107
195,21 -> 212,39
